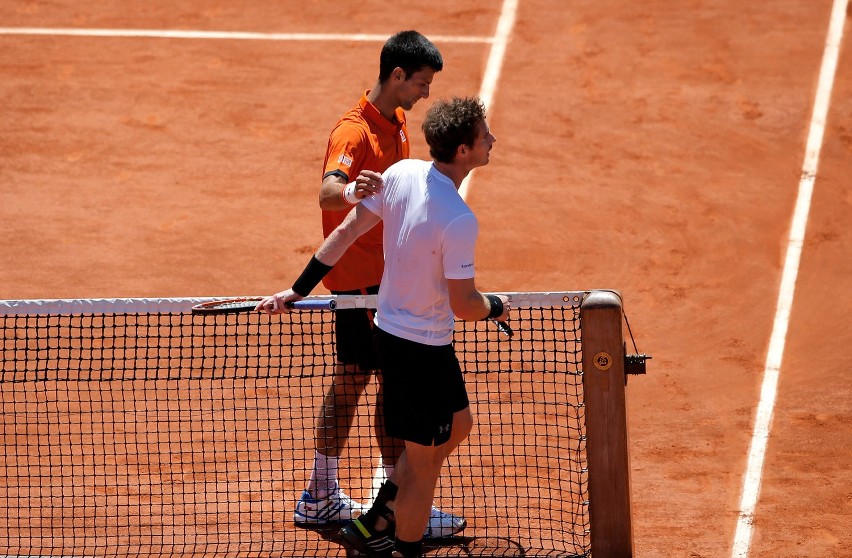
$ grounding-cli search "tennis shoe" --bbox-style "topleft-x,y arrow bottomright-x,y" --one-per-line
369,465 -> 464,538
423,506 -> 466,538
338,517 -> 396,557
294,483 -> 367,526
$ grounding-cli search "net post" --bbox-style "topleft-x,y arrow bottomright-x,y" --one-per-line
580,289 -> 635,557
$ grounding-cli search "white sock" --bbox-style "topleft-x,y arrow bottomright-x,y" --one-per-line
307,452 -> 338,498
369,459 -> 391,503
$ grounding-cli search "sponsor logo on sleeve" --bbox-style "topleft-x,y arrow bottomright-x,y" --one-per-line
337,154 -> 353,167
399,130 -> 407,143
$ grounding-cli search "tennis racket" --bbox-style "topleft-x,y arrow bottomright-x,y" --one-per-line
191,297 -> 335,315
192,297 -> 513,338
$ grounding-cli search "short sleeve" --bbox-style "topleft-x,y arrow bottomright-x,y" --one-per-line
360,187 -> 382,217
442,213 -> 479,279
323,123 -> 367,181
359,164 -> 391,218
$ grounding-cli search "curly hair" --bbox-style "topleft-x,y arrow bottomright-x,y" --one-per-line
422,97 -> 487,164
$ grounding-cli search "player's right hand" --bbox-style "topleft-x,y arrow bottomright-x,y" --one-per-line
255,289 -> 302,314
354,170 -> 383,199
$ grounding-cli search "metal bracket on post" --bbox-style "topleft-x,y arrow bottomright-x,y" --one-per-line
624,348 -> 651,384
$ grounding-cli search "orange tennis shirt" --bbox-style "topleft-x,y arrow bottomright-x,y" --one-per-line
321,91 -> 410,291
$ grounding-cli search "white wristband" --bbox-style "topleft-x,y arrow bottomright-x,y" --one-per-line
343,182 -> 360,205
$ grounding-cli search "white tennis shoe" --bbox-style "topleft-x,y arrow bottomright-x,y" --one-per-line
424,506 -> 467,538
293,483 -> 367,525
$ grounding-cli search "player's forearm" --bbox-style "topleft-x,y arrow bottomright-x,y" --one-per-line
448,280 -> 510,322
319,185 -> 352,211
314,204 -> 380,266
287,230 -> 355,298
314,227 -> 357,267
455,292 -> 493,321
448,279 -> 490,321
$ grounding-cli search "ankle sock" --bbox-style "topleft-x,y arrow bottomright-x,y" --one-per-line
306,452 -> 338,498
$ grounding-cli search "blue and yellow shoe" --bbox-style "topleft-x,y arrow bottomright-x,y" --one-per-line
338,517 -> 395,557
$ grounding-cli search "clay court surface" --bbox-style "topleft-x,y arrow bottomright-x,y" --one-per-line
1,1 -> 851,557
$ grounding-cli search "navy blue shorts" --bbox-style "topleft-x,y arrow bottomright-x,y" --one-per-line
331,286 -> 380,372
373,328 -> 469,446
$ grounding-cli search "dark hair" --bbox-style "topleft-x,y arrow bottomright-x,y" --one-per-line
378,30 -> 443,82
422,97 -> 487,164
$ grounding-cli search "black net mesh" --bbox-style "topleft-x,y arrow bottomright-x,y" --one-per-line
0,295 -> 588,557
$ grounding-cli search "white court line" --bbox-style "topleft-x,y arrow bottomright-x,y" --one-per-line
458,0 -> 518,200
0,27 -> 492,43
730,0 -> 848,556
0,20 -> 513,201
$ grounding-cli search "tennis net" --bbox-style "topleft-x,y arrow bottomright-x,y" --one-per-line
0,291 -> 630,558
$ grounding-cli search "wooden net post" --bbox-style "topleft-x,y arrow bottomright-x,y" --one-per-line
581,290 -> 635,557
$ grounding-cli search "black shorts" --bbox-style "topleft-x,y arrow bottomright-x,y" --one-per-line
373,327 -> 470,446
332,286 -> 380,372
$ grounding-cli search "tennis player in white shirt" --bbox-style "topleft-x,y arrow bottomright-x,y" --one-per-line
258,96 -> 510,558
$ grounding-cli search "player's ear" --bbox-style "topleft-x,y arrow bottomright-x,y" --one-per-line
392,67 -> 406,81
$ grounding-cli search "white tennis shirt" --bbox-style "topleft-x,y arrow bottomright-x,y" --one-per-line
361,159 -> 478,346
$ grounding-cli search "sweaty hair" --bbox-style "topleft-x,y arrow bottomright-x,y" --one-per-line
422,97 -> 487,164
378,30 -> 443,82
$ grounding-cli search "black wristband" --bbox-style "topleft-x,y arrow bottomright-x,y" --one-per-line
292,256 -> 333,297
485,294 -> 504,320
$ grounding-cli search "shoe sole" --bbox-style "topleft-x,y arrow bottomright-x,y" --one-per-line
293,506 -> 365,526
294,518 -> 351,527
338,523 -> 394,557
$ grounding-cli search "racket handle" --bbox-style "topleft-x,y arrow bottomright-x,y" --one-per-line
287,299 -> 337,310
494,320 -> 513,338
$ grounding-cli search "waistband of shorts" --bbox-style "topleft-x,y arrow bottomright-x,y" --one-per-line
331,285 -> 380,296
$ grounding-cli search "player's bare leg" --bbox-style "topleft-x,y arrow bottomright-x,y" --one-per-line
294,363 -> 372,526
393,408 -> 473,547
315,363 -> 371,458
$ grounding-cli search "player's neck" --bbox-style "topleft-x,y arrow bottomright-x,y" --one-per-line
367,83 -> 399,122
432,161 -> 470,190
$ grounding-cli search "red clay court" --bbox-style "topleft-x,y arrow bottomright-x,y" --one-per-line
1,1 -> 851,557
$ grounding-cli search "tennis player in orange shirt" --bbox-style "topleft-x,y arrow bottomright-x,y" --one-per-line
293,30 -> 465,538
